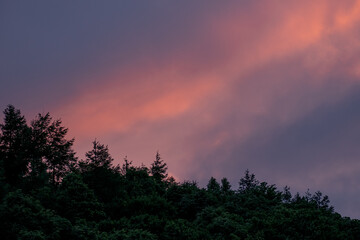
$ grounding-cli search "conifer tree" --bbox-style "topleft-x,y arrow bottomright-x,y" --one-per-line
207,177 -> 220,192
220,178 -> 231,193
238,169 -> 259,192
150,151 -> 168,181
30,113 -> 76,184
83,140 -> 114,169
120,156 -> 132,176
0,105 -> 31,185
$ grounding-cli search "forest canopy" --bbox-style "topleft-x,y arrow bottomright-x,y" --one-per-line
0,105 -> 359,239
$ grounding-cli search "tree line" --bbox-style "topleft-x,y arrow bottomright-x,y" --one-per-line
0,105 -> 359,239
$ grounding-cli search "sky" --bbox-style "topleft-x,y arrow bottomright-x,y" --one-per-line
1,0 -> 360,218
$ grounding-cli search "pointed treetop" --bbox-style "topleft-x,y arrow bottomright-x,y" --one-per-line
239,169 -> 259,192
84,140 -> 114,168
0,105 -> 31,185
221,177 -> 231,193
30,112 -> 76,184
150,151 -> 168,181
0,105 -> 28,140
207,177 -> 220,192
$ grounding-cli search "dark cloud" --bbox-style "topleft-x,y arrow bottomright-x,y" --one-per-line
191,83 -> 360,218
0,0 -> 222,112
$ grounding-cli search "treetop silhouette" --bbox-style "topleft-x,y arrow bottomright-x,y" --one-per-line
0,105 -> 359,239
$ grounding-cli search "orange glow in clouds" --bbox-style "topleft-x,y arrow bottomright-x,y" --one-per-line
54,0 -> 360,173
57,66 -> 221,140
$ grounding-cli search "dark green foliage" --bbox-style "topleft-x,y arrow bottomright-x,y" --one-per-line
150,151 -> 168,181
196,206 -> 247,239
220,177 -> 231,194
78,140 -> 124,217
1,105 -> 360,239
56,173 -> 105,222
207,177 -> 221,193
0,105 -> 31,185
0,189 -> 72,240
239,169 -> 259,192
81,140 -> 115,169
30,113 -> 76,184
163,219 -> 208,240
106,228 -> 158,240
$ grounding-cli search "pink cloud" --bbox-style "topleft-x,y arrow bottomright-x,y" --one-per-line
53,1 -> 360,187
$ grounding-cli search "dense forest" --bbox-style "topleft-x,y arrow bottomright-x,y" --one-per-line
0,105 -> 359,240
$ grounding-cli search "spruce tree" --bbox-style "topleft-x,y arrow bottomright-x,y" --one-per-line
238,169 -> 259,192
150,151 -> 168,181
0,105 -> 31,185
83,140 -> 114,169
207,177 -> 220,192
220,178 -> 231,193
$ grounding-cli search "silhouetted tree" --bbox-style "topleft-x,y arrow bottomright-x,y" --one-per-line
150,151 -> 168,181
0,105 -> 31,185
238,169 -> 259,192
282,186 -> 292,203
1,105 -> 360,240
220,178 -> 231,194
207,177 -> 220,193
79,140 -> 123,215
85,140 -> 113,168
120,156 -> 133,176
30,113 -> 76,184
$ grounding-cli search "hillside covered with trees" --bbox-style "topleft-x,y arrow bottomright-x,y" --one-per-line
0,105 -> 359,239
